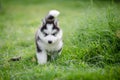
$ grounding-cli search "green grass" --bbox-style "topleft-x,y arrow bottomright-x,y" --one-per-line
0,0 -> 120,80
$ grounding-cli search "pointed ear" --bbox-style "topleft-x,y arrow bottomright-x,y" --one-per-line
42,19 -> 46,25
54,19 -> 59,26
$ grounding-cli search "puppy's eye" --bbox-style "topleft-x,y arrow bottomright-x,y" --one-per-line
52,33 -> 56,36
44,33 -> 48,36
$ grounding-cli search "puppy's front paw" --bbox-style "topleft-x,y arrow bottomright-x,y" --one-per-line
38,60 -> 47,65
36,52 -> 47,65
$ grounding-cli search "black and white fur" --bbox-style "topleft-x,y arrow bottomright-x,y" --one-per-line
35,10 -> 63,64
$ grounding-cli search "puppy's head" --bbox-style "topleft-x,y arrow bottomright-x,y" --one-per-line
40,20 -> 62,44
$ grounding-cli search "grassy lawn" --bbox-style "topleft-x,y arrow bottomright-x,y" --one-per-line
0,0 -> 120,80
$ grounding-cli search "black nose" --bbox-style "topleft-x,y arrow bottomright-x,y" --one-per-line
48,41 -> 52,44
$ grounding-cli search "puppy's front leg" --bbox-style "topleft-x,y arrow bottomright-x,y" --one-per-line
36,51 -> 47,64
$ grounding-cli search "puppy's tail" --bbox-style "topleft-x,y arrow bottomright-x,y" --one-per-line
45,10 -> 60,22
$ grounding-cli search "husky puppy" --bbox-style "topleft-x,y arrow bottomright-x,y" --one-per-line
35,10 -> 63,64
